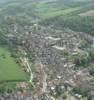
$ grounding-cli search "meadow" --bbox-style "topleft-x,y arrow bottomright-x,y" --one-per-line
0,47 -> 28,82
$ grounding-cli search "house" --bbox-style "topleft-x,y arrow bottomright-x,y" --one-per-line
88,92 -> 94,100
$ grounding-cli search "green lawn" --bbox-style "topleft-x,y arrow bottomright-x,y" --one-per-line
0,47 -> 28,82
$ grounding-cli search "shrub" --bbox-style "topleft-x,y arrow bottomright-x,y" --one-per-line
73,55 -> 89,67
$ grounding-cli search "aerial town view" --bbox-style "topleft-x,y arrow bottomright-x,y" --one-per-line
0,0 -> 94,100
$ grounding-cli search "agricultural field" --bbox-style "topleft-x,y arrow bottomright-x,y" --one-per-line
0,0 -> 94,19
38,0 -> 94,35
79,10 -> 94,16
35,0 -> 94,19
0,46 -> 28,82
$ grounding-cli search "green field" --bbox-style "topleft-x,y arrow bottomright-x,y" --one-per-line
35,0 -> 94,19
38,7 -> 81,18
0,47 -> 28,82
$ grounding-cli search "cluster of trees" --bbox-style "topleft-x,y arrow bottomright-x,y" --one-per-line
89,68 -> 94,76
73,86 -> 89,97
40,16 -> 94,35
0,82 -> 16,94
73,54 -> 89,67
73,46 -> 94,68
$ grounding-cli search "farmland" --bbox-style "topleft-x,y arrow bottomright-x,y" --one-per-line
38,0 -> 94,35
79,10 -> 94,16
35,0 -> 94,19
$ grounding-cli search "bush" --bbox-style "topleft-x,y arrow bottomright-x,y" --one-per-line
89,68 -> 94,76
73,55 -> 89,67
88,47 -> 94,61
73,86 -> 88,97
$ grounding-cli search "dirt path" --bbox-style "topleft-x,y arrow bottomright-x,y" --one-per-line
23,57 -> 33,83
19,48 -> 33,83
39,62 -> 47,93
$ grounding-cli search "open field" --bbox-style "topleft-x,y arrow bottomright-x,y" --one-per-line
36,1 -> 94,19
37,7 -> 81,18
0,47 -> 28,82
79,10 -> 94,16
0,0 -> 94,19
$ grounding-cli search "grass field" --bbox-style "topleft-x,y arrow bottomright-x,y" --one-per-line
38,7 -> 81,18
0,0 -> 94,19
0,47 -> 28,82
36,1 -> 94,19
